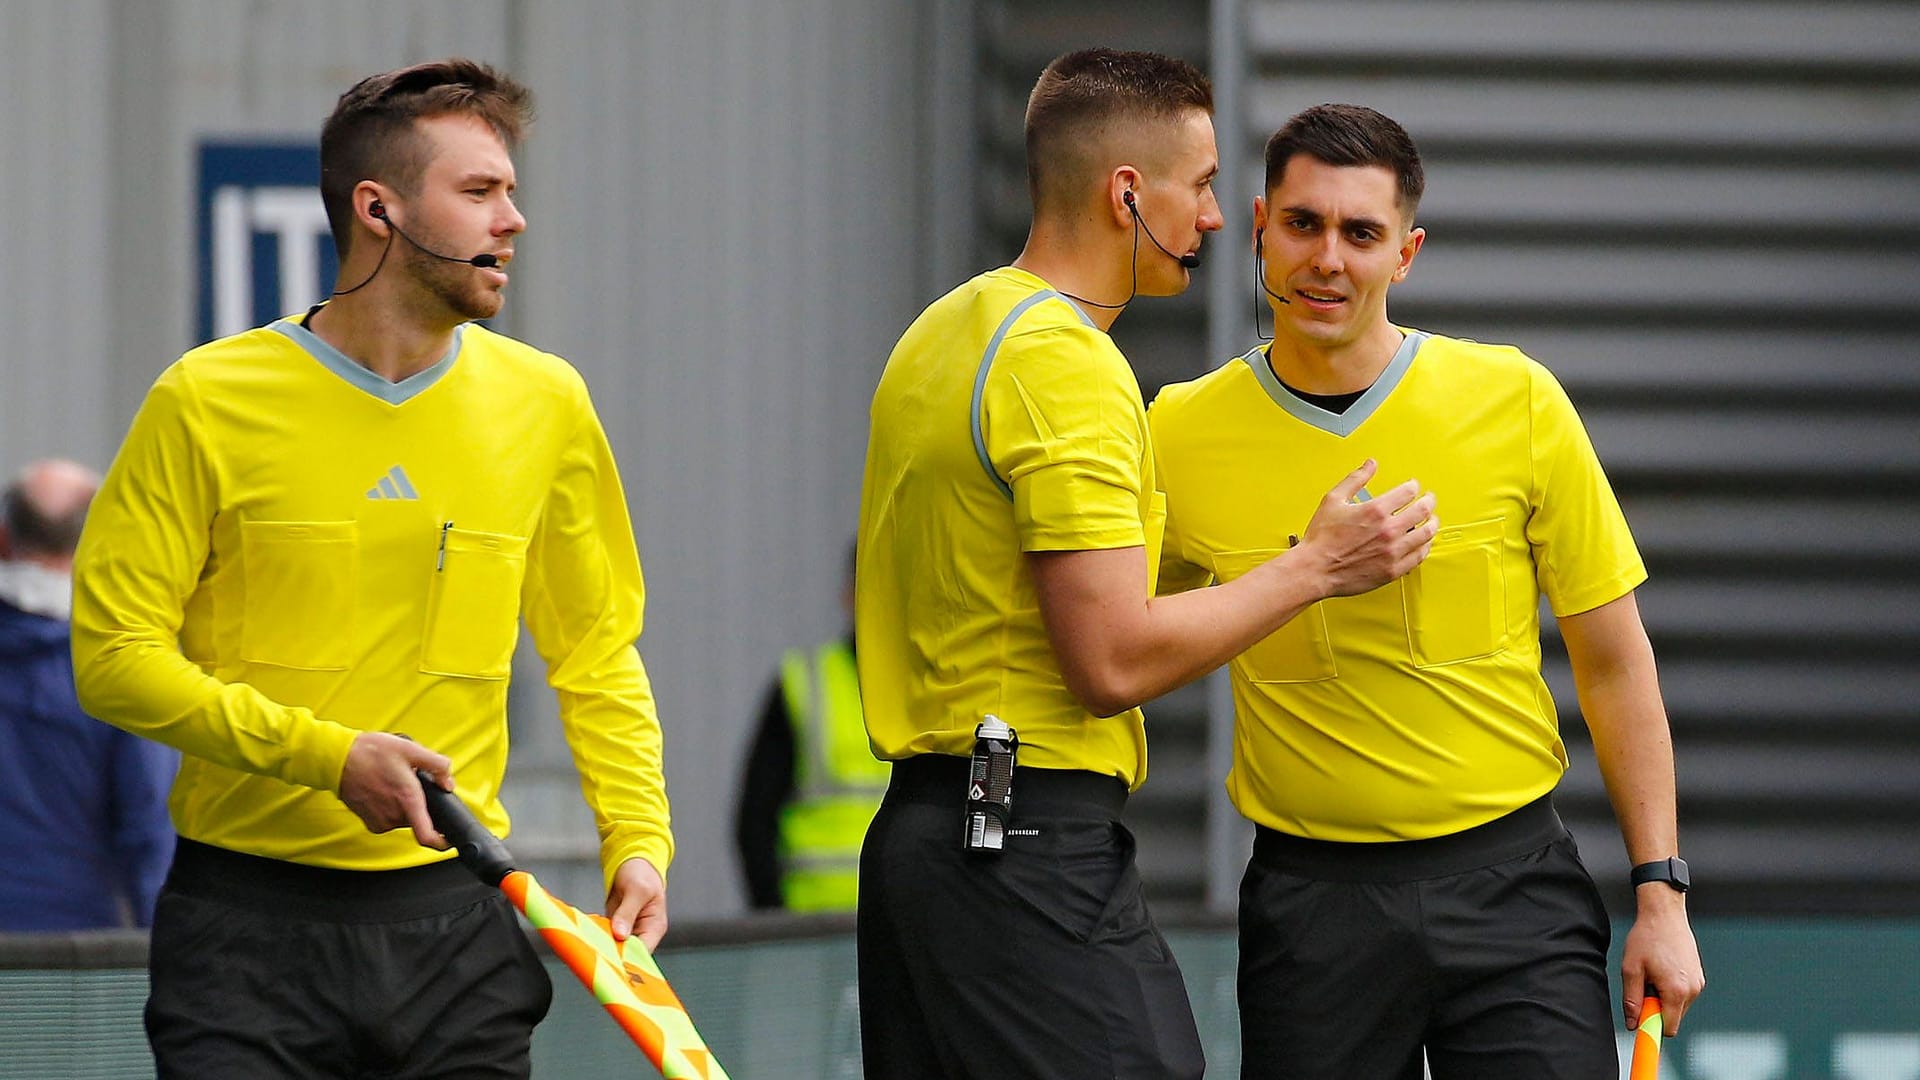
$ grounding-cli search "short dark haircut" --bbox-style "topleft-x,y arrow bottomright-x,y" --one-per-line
319,58 -> 533,258
1264,104 -> 1424,223
1024,48 -> 1214,214
2,480 -> 89,558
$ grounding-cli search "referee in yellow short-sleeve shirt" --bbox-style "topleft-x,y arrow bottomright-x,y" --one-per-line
1150,104 -> 1704,1080
854,53 -> 1438,1080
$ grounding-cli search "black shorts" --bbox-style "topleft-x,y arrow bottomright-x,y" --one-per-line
1238,797 -> 1616,1080
857,756 -> 1205,1080
146,839 -> 552,1080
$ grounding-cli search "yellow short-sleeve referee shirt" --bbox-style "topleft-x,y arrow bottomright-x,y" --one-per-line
1149,331 -> 1644,840
856,266 -> 1164,787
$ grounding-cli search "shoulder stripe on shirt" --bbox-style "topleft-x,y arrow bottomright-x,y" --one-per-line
969,290 -> 1097,500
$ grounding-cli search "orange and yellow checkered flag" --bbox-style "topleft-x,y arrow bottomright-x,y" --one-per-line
418,773 -> 730,1080
502,870 -> 727,1079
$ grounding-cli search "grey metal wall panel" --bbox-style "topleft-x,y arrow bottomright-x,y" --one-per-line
0,1 -> 115,473
162,1 -> 514,130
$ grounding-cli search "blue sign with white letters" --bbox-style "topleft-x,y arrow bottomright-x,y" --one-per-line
195,142 -> 336,344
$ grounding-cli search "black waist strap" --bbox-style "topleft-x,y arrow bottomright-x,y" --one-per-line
165,838 -> 495,922
1251,795 -> 1566,882
885,755 -> 1127,817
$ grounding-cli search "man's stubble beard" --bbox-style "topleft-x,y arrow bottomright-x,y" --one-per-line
401,241 -> 503,324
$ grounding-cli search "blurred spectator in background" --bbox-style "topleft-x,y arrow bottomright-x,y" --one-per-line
0,459 -> 175,931
735,545 -> 886,911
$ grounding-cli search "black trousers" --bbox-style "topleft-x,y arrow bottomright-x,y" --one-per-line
1238,797 -> 1616,1080
146,839 -> 552,1080
858,755 -> 1206,1080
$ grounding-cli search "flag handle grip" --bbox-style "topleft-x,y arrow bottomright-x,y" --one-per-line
416,770 -> 518,885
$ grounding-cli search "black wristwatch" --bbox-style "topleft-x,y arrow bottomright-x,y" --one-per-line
1630,856 -> 1690,893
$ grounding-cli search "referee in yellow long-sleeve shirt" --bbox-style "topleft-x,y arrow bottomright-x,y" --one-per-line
71,59 -> 672,1080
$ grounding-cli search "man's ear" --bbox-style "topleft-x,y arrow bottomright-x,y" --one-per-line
1394,226 -> 1427,282
1106,166 -> 1142,227
355,181 -> 391,235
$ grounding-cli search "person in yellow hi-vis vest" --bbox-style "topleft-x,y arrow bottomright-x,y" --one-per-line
735,549 -> 886,911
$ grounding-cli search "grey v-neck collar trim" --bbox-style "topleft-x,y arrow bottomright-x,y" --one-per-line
270,319 -> 464,406
1239,330 -> 1427,437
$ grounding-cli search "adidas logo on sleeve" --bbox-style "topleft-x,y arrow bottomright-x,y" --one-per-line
366,465 -> 419,500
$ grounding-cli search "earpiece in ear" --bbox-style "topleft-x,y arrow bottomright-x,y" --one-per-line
1123,189 -> 1136,207
369,201 -> 386,219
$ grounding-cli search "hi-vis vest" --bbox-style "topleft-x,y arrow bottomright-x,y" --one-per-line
779,639 -> 889,912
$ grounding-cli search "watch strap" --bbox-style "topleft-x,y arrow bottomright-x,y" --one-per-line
1631,856 -> 1690,892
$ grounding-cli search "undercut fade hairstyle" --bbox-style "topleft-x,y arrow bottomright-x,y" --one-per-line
1024,48 -> 1213,215
319,58 -> 533,258
1264,104 -> 1424,223
2,479 -> 90,558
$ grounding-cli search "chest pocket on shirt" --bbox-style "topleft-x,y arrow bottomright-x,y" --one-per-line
420,528 -> 529,680
1211,549 -> 1337,683
1402,516 -> 1508,668
240,521 -> 359,671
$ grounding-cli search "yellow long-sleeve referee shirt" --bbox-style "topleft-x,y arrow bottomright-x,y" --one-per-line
71,313 -> 672,885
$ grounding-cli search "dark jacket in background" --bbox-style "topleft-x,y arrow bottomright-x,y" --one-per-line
0,598 -> 176,930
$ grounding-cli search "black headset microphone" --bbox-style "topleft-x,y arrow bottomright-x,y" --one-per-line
1127,190 -> 1201,270
332,201 -> 498,297
1057,188 -> 1200,311
1252,226 -> 1290,342
372,202 -> 499,268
